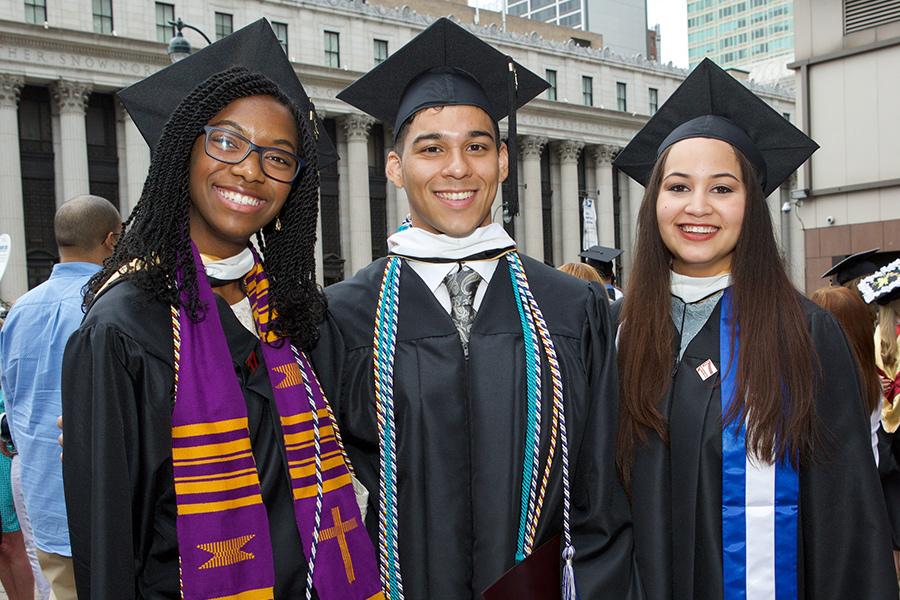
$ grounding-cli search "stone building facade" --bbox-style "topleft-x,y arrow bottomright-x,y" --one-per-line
0,0 -> 795,300
791,1 -> 900,293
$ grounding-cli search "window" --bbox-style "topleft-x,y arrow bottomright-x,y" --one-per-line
271,21 -> 288,55
507,2 -> 527,16
545,69 -> 557,101
155,2 -> 174,43
215,12 -> 233,40
782,112 -> 791,122
617,82 -> 627,111
92,0 -> 113,33
581,76 -> 593,106
648,87 -> 658,115
24,0 -> 46,23
324,30 -> 340,68
373,39 -> 388,65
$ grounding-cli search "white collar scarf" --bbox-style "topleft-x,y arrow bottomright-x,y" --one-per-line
200,247 -> 256,282
387,223 -> 516,261
670,270 -> 733,303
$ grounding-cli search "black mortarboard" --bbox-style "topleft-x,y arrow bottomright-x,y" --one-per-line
337,17 -> 549,216
579,245 -> 622,265
858,258 -> 900,306
823,249 -> 900,287
821,248 -> 882,286
614,58 -> 818,197
118,18 -> 337,167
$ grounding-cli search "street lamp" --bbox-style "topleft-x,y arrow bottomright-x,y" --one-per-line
166,18 -> 212,63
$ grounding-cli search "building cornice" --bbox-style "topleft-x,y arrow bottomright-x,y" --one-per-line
0,19 -> 168,66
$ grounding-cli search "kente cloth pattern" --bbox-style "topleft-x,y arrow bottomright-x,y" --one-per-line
172,242 -> 383,600
444,267 -> 481,357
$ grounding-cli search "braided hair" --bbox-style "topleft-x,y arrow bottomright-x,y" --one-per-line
85,66 -> 326,350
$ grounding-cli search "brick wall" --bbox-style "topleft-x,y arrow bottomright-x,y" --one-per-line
804,218 -> 900,293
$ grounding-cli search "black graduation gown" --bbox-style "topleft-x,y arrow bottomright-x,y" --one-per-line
61,281 -> 308,599
311,255 -> 642,599
877,425 -> 900,549
630,295 -> 898,600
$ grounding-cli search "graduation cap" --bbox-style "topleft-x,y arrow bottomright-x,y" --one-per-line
118,18 -> 337,167
821,248 -> 882,286
858,258 -> 900,306
337,17 -> 549,216
579,245 -> 622,265
614,58 -> 818,197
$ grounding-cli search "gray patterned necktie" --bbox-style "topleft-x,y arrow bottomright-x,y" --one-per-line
444,267 -> 481,357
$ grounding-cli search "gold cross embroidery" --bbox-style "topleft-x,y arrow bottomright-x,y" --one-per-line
319,506 -> 358,583
272,362 -> 303,389
197,534 -> 255,570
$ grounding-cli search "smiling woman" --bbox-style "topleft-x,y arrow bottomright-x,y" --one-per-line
614,58 -> 898,600
59,19 -> 382,600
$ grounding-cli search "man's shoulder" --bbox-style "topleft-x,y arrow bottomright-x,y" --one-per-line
515,254 -> 606,334
324,258 -> 390,311
518,255 -> 596,303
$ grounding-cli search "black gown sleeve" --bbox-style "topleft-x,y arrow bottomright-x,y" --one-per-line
801,309 -> 898,599
571,286 -> 644,599
62,322 -> 171,600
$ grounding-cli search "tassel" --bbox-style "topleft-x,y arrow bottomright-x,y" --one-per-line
561,544 -> 578,600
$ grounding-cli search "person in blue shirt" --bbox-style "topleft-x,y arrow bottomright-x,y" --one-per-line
0,194 -> 120,600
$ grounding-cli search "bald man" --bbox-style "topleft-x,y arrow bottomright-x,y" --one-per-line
0,195 -> 120,600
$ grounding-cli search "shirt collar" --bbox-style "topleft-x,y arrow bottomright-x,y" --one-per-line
411,260 -> 498,296
50,262 -> 103,278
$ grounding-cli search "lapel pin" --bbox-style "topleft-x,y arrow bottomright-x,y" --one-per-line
696,359 -> 718,381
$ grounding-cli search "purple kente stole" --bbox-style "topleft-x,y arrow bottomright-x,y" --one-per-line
172,243 -> 383,600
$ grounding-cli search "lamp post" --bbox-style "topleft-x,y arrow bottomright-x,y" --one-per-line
166,18 -> 212,62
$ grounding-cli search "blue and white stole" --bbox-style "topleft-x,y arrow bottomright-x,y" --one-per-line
719,289 -> 800,599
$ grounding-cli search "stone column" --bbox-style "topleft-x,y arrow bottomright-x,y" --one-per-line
520,136 -> 546,261
336,126 -> 350,273
591,144 -> 618,248
341,114 -> 374,276
556,140 -> 584,264
623,176 -> 645,280
120,100 -> 150,217
51,80 -> 92,202
0,75 -> 27,301
549,151 -> 562,264
315,187 -> 324,286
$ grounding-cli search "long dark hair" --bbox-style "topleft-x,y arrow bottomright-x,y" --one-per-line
617,144 -> 818,489
85,67 -> 325,350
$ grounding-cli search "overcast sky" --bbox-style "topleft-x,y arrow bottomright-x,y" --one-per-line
646,0 -> 689,68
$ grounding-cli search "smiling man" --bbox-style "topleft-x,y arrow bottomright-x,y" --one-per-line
311,18 -> 642,599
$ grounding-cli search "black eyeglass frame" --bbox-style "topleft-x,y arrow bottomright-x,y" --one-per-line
202,125 -> 306,184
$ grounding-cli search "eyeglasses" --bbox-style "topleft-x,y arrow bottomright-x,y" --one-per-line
202,125 -> 305,184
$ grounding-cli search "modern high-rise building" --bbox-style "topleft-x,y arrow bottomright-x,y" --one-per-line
503,0 -> 648,57
687,0 -> 793,84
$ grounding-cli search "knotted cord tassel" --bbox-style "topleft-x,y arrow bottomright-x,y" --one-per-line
562,544 -> 578,600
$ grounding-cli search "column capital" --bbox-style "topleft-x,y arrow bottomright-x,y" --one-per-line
341,113 -> 375,141
590,143 -> 620,165
554,139 -> 584,164
0,74 -> 25,109
52,79 -> 92,115
519,135 -> 547,159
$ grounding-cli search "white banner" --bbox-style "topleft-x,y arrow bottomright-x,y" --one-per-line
581,197 -> 598,250
0,233 -> 10,284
